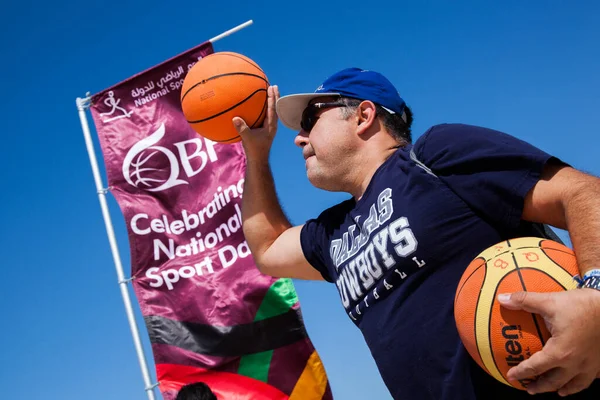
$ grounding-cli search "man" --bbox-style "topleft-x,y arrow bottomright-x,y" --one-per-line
231,68 -> 600,399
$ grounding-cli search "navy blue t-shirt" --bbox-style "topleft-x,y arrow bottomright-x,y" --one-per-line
300,124 -> 599,400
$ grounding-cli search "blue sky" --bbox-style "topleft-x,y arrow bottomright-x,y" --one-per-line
1,1 -> 599,399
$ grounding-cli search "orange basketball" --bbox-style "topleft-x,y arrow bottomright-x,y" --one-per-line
454,237 -> 580,390
180,52 -> 268,143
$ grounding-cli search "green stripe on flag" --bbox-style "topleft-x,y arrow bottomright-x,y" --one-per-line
238,350 -> 273,382
237,279 -> 299,382
254,278 -> 298,321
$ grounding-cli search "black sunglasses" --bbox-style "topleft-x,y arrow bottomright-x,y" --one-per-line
300,102 -> 347,132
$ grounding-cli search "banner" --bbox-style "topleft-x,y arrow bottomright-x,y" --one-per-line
88,41 -> 332,400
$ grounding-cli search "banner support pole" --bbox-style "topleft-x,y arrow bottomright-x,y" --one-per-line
209,19 -> 253,43
76,95 -> 158,400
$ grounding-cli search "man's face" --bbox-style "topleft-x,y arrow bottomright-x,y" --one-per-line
294,97 -> 358,191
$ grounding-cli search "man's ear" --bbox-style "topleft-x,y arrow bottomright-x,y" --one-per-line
356,100 -> 378,135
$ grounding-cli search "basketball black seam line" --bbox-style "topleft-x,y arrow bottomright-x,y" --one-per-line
477,259 -> 490,374
492,245 -> 572,258
460,257 -> 488,373
486,239 -> 514,379
492,243 -> 575,278
539,242 -> 578,277
490,269 -> 529,379
181,72 -> 268,102
495,245 -> 572,255
511,251 -> 547,346
485,240 -> 511,378
250,91 -> 269,128
484,249 -> 512,262
508,267 -> 569,290
482,242 -> 573,264
213,52 -> 265,73
489,248 -> 544,382
220,52 -> 265,74
487,256 -> 507,378
489,264 -> 566,374
187,88 -> 267,124
455,258 -> 485,305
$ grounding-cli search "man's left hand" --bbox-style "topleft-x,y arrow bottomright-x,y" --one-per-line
498,288 -> 600,396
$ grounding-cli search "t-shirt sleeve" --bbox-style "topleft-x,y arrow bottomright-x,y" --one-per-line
300,219 -> 334,282
412,123 -> 560,230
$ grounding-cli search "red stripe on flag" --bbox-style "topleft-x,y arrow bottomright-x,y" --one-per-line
157,363 -> 289,400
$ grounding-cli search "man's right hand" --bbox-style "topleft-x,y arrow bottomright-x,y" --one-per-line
232,85 -> 280,160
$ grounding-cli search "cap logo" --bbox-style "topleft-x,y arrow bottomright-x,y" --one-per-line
315,85 -> 324,92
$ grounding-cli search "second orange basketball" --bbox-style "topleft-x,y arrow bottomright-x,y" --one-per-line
181,52 -> 269,143
454,237 -> 580,390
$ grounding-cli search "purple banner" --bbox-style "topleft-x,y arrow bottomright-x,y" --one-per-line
88,42 -> 331,400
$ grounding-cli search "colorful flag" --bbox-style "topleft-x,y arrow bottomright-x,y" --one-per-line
88,41 -> 332,400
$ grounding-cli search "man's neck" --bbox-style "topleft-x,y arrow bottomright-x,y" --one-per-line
350,146 -> 399,200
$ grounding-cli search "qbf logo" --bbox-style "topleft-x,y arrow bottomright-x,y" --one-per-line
122,123 -> 218,192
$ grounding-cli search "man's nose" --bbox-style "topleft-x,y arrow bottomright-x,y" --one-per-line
294,130 -> 309,148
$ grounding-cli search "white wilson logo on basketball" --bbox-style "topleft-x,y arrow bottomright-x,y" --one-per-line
122,123 -> 219,192
454,237 -> 580,390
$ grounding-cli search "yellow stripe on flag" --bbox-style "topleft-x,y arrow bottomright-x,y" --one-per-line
289,351 -> 328,400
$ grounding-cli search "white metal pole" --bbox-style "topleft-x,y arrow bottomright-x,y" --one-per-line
76,95 -> 158,400
209,19 -> 253,43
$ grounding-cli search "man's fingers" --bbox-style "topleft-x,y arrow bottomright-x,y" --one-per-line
233,85 -> 278,144
524,367 -> 572,395
232,117 -> 250,135
558,373 -> 597,397
507,346 -> 559,382
497,291 -> 554,315
266,85 -> 278,131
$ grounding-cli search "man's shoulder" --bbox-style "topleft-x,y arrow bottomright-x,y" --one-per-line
413,122 -> 518,158
415,123 -> 494,145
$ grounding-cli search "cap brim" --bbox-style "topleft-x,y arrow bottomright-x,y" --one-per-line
276,93 -> 340,131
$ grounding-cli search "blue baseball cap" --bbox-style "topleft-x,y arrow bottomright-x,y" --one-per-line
276,67 -> 407,131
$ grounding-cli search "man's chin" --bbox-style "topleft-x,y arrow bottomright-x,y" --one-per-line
307,171 -> 339,192
307,171 -> 324,189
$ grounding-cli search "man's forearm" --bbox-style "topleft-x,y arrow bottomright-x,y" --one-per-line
241,160 -> 292,260
564,174 -> 600,275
